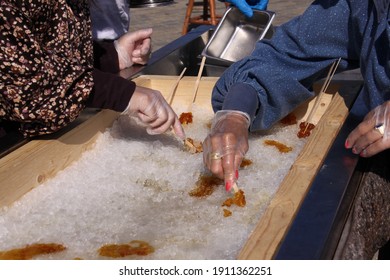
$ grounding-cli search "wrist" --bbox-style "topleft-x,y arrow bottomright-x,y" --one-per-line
114,40 -> 132,70
213,110 -> 251,130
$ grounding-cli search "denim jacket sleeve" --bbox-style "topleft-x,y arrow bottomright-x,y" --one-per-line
212,0 -> 361,131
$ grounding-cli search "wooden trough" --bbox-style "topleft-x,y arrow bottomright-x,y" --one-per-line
0,75 -> 352,259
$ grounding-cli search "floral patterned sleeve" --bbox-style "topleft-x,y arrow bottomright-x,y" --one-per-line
0,0 -> 94,138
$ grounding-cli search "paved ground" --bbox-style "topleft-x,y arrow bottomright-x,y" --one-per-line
129,0 -> 313,51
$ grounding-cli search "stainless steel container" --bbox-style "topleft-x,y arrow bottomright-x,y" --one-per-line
129,0 -> 174,8
202,7 -> 275,66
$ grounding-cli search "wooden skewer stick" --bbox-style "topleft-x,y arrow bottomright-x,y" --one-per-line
183,138 -> 197,153
167,67 -> 187,106
232,182 -> 239,193
303,58 -> 341,133
191,56 -> 206,104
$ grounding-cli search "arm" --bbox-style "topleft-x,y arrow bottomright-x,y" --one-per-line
0,3 -> 181,139
0,2 -> 94,137
204,0 -> 361,191
213,0 -> 359,131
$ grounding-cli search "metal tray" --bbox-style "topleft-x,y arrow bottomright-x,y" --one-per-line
202,7 -> 275,66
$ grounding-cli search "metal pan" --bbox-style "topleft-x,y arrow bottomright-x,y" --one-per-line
202,7 -> 275,66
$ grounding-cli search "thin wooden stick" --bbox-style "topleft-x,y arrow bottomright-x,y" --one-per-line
167,67 -> 187,106
232,182 -> 239,193
321,58 -> 341,94
191,56 -> 206,104
183,138 -> 197,152
303,58 -> 341,132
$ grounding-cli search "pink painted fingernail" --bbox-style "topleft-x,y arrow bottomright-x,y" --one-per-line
235,170 -> 239,180
360,149 -> 366,157
225,181 -> 232,192
345,139 -> 350,149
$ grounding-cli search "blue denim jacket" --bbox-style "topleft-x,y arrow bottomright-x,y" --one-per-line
212,0 -> 390,131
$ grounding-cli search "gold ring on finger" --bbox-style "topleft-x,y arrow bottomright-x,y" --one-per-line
210,152 -> 222,160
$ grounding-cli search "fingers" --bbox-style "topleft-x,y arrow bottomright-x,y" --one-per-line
133,37 -> 151,56
138,102 -> 172,131
171,116 -> 186,140
203,135 -> 224,180
130,88 -> 183,136
237,3 -> 253,17
221,149 -> 237,192
202,110 -> 250,191
132,37 -> 152,65
346,125 -> 390,157
359,138 -> 390,157
227,0 -> 253,17
143,110 -> 176,135
345,102 -> 390,157
116,28 -> 153,69
205,144 -> 242,192
128,28 -> 153,43
203,130 -> 247,191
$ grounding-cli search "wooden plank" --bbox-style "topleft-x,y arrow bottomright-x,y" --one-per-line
0,109 -> 120,207
134,75 -> 216,111
238,86 -> 350,259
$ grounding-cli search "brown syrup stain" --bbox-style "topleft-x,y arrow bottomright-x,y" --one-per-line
189,174 -> 223,198
240,158 -> 253,168
179,112 -> 193,125
297,121 -> 315,138
0,243 -> 66,260
223,209 -> 232,217
264,139 -> 293,153
98,240 -> 154,258
222,189 -> 246,208
280,113 -> 297,125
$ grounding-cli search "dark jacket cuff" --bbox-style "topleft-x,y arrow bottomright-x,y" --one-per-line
88,69 -> 135,112
222,83 -> 259,122
93,41 -> 120,73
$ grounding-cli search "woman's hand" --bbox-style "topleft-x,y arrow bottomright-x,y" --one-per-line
124,86 -> 185,139
114,28 -> 153,70
203,110 -> 250,191
345,101 -> 390,157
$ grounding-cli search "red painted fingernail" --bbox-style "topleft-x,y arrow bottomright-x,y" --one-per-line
235,170 -> 239,180
225,181 -> 232,192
